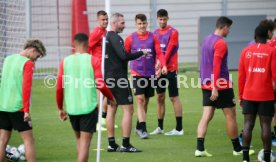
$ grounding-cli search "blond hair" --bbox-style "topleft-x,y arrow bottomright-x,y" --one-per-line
24,39 -> 46,57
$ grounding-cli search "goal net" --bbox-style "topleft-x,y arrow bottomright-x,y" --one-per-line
0,0 -> 26,77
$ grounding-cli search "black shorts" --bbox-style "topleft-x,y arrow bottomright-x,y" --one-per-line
132,76 -> 154,98
202,88 -> 236,108
0,111 -> 32,132
242,100 -> 274,117
156,71 -> 179,97
106,78 -> 133,105
69,109 -> 98,133
274,91 -> 276,103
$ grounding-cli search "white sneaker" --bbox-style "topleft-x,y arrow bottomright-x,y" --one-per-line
233,149 -> 255,156
150,127 -> 164,135
195,149 -> 212,157
164,129 -> 183,136
96,123 -> 107,131
101,118 -> 118,128
101,118 -> 106,125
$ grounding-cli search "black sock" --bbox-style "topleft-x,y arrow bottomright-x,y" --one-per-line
176,117 -> 182,131
264,150 -> 271,162
158,119 -> 163,130
108,137 -> 116,147
136,120 -> 140,130
239,129 -> 243,138
274,126 -> 276,135
140,122 -> 147,132
102,112 -> 107,118
242,146 -> 250,161
197,138 -> 205,151
231,138 -> 242,152
122,137 -> 130,147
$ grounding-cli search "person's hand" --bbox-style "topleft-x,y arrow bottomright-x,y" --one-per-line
155,60 -> 161,70
23,112 -> 31,122
210,87 -> 218,101
239,99 -> 243,108
161,66 -> 168,75
59,110 -> 68,121
155,67 -> 161,78
141,49 -> 148,56
110,98 -> 117,107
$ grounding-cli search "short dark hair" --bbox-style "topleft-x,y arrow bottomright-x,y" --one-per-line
97,10 -> 107,17
215,16 -> 233,29
255,24 -> 268,40
259,19 -> 275,32
157,9 -> 168,17
135,14 -> 147,22
74,33 -> 88,44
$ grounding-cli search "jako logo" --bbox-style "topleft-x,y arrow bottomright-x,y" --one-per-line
252,67 -> 265,73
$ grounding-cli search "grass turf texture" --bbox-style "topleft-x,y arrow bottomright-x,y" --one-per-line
8,71 -> 269,162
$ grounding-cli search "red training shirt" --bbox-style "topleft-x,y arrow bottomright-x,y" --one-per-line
154,25 -> 178,71
238,43 -> 276,101
268,37 -> 276,48
21,60 -> 34,113
124,31 -> 165,76
201,39 -> 232,90
88,26 -> 107,59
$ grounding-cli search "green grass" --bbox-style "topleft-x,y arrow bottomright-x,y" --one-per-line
8,71 -> 267,162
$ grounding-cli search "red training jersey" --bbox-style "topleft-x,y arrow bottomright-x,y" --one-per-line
56,55 -> 114,110
124,31 -> 165,76
88,26 -> 107,59
238,43 -> 276,101
154,25 -> 178,71
201,39 -> 232,90
268,37 -> 276,48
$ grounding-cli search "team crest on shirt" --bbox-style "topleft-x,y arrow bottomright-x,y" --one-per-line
246,52 -> 252,58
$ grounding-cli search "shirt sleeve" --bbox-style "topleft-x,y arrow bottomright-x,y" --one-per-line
91,57 -> 115,101
22,60 -> 34,112
213,39 -> 227,88
124,35 -> 132,53
271,49 -> 276,85
238,50 -> 246,100
56,60 -> 64,110
108,32 -> 144,61
164,29 -> 178,65
154,35 -> 166,67
88,30 -> 101,54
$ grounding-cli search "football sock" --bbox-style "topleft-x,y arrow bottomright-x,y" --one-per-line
264,150 -> 271,162
176,117 -> 182,131
108,137 -> 116,147
140,122 -> 147,132
274,126 -> 276,136
231,138 -> 242,151
158,119 -> 164,130
102,112 -> 107,119
242,146 -> 250,161
136,120 -> 140,130
122,137 -> 130,147
196,138 -> 205,151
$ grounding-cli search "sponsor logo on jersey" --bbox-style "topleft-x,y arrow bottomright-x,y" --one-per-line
251,67 -> 266,73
